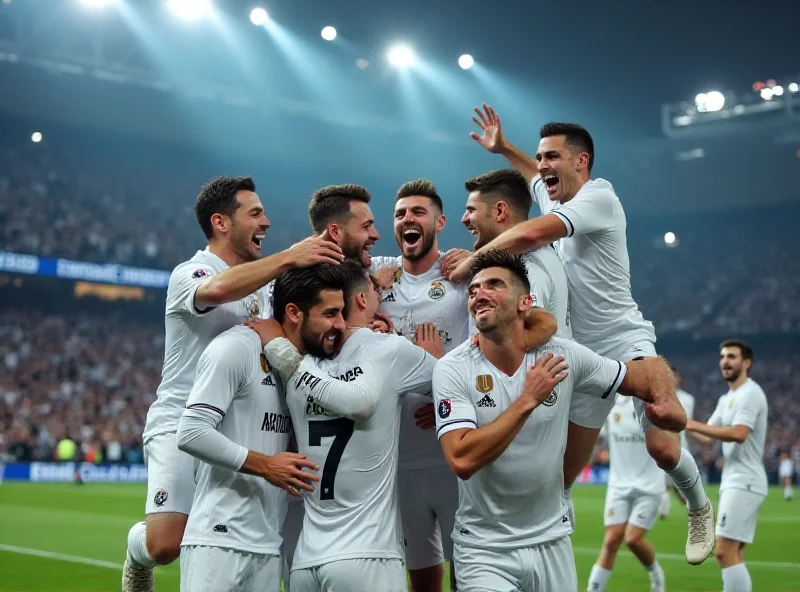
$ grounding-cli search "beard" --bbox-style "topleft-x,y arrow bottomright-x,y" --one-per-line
402,229 -> 436,262
300,318 -> 338,359
341,235 -> 370,268
723,366 -> 742,383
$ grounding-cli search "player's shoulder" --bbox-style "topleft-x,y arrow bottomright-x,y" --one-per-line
169,250 -> 218,283
537,335 -> 582,358
579,178 -> 619,201
207,325 -> 260,359
436,340 -> 477,369
741,379 -> 768,403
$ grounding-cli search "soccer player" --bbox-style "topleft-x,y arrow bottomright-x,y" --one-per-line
778,451 -> 794,501
587,395 -> 666,592
434,250 -> 685,591
250,260 -> 443,592
122,176 -> 343,591
367,179 -> 466,592
687,339 -> 768,592
660,365 -> 696,518
175,318 -> 322,591
448,105 -> 713,564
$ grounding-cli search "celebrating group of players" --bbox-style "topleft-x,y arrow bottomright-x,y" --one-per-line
120,106 -> 769,592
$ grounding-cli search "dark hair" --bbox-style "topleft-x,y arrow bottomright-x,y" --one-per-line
468,249 -> 530,294
396,179 -> 443,212
271,264 -> 347,323
464,169 -> 532,219
720,338 -> 754,363
335,259 -> 372,317
540,122 -> 595,174
308,184 -> 372,234
195,176 -> 256,240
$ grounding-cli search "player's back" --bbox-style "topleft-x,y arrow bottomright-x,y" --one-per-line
144,249 -> 267,441
530,176 -> 655,354
182,325 -> 291,555
522,245 -> 572,339
370,254 -> 470,470
605,396 -> 663,496
286,329 -> 436,569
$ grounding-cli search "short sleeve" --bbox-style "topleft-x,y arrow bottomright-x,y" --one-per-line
707,397 -> 725,426
731,389 -> 765,430
393,336 -> 438,396
186,332 -> 253,418
523,253 -> 552,311
568,340 -> 627,399
166,262 -> 216,316
433,357 -> 477,439
551,184 -> 617,237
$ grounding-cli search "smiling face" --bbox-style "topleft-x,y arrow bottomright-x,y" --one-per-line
462,192 -> 503,250
226,190 -> 270,262
536,135 -> 588,203
467,266 -> 531,335
339,201 -> 380,267
299,289 -> 347,359
394,196 -> 443,262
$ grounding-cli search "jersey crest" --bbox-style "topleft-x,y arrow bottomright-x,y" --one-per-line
613,412 -> 621,422
476,374 -> 493,393
438,398 -> 452,419
245,295 -> 260,318
428,280 -> 445,300
728,399 -> 734,409
542,389 -> 558,407
191,269 -> 208,279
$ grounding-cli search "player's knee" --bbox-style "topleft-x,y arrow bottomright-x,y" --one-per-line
714,538 -> 737,566
646,432 -> 680,470
602,532 -> 624,553
145,528 -> 183,565
623,530 -> 643,548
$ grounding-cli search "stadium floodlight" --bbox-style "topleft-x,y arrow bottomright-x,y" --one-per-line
387,45 -> 415,69
664,232 -> 676,245
773,85 -> 784,97
458,54 -> 474,70
167,0 -> 212,21
789,83 -> 799,93
321,26 -> 337,41
695,90 -> 725,113
31,131 -> 42,143
760,88 -> 773,101
249,7 -> 268,25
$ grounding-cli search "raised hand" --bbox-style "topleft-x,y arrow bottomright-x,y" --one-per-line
470,104 -> 505,154
440,249 -> 472,281
370,311 -> 394,334
521,353 -> 568,407
288,231 -> 344,268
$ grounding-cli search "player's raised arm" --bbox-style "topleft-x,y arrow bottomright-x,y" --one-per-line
470,104 -> 539,183
685,403 -> 751,445
435,354 -> 567,480
195,233 -> 344,310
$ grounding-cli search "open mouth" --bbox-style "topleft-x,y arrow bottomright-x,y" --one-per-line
252,233 -> 265,249
402,227 -> 422,249
473,303 -> 494,320
361,243 -> 373,266
542,173 -> 560,195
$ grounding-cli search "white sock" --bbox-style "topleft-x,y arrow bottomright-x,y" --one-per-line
785,485 -> 793,500
587,565 -> 612,591
645,561 -> 663,581
659,491 -> 671,516
127,521 -> 157,570
667,448 -> 707,511
721,563 -> 752,592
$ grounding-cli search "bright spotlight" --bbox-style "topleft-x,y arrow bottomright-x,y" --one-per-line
31,131 -> 42,143
773,85 -> 784,97
321,26 -> 337,41
760,88 -> 773,101
79,0 -> 117,8
387,45 -> 415,69
664,232 -> 676,245
789,83 -> 799,93
695,90 -> 725,113
168,0 -> 212,21
249,7 -> 267,25
458,54 -> 474,70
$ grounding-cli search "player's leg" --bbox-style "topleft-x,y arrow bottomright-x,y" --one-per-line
178,546 -> 254,592
281,499 -> 305,591
781,475 -> 793,500
399,469 -> 444,592
625,493 -> 665,592
124,433 -> 195,591
315,558 -> 406,592
715,489 -> 764,592
533,536 -> 578,592
249,553 -> 283,592
289,566 -> 322,592
452,543 -> 522,592
429,466 -> 460,592
587,489 -> 629,592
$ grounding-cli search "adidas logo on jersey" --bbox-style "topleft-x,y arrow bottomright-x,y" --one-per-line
476,394 -> 496,408
382,292 -> 396,302
262,375 -> 276,387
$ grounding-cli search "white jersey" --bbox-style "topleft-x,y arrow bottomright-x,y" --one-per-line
181,326 -> 290,555
708,378 -> 768,496
530,176 -> 655,355
144,249 -> 268,441
370,255 -> 470,471
433,336 -> 626,551
603,396 -> 664,496
286,329 -> 438,570
522,246 -> 572,339
677,388 -> 696,450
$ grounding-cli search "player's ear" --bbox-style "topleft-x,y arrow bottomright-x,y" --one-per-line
435,214 -> 446,233
518,293 -> 533,313
495,201 -> 509,223
285,303 -> 303,325
210,212 -> 227,235
326,223 -> 341,243
356,290 -> 367,311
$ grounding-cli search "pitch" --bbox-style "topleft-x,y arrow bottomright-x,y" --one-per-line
0,483 -> 797,591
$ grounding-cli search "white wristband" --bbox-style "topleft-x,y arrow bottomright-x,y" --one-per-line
263,337 -> 304,382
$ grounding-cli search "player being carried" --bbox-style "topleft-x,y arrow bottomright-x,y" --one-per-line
434,250 -> 686,591
687,339 -> 769,592
248,260 -> 444,592
445,105 -> 714,564
122,176 -> 343,592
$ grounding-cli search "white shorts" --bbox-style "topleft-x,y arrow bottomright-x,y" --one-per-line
180,545 -> 281,592
144,431 -> 197,515
290,558 -> 406,592
398,465 -> 459,570
716,488 -> 765,544
778,462 -> 794,479
604,488 -> 662,531
453,536 -> 576,592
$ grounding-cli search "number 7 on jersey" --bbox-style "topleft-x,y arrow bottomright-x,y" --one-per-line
308,418 -> 355,500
